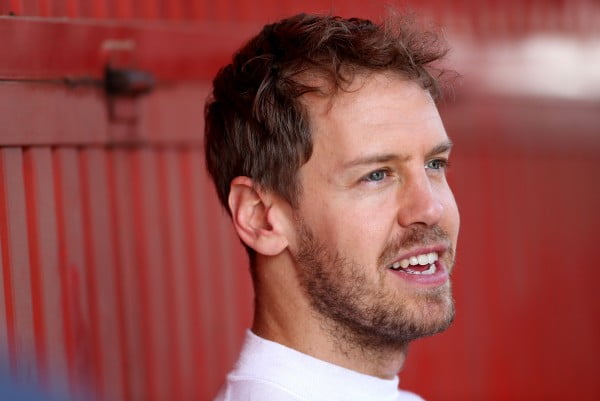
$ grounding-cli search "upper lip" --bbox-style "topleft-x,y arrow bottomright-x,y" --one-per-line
387,243 -> 450,266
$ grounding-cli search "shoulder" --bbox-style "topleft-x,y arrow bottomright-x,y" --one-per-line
214,376 -> 309,401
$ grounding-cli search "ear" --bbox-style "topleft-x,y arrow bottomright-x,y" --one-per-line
228,176 -> 289,256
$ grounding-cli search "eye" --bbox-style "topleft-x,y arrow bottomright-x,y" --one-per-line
362,169 -> 389,182
425,158 -> 449,171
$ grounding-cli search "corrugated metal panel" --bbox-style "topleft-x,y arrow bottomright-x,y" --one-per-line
0,144 -> 249,400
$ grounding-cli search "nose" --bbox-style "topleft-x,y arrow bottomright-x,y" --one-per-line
396,171 -> 443,227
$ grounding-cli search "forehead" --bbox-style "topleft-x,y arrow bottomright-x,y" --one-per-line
301,72 -> 447,164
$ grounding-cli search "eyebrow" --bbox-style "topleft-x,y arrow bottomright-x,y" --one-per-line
425,140 -> 454,159
342,140 -> 454,170
342,153 -> 409,169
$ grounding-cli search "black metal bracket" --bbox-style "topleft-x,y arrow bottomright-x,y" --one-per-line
104,66 -> 155,97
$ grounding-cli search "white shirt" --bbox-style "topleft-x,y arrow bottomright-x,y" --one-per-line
214,330 -> 425,401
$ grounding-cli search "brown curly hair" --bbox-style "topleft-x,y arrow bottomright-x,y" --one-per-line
204,13 -> 448,212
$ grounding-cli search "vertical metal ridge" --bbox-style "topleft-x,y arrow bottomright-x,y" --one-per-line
114,0 -> 132,18
77,148 -> 104,400
92,0 -> 107,18
22,148 -> 47,385
213,0 -> 232,21
82,148 -> 124,401
130,149 -> 158,401
47,0 -> 66,17
155,149 -> 184,401
21,0 -> 40,15
112,149 -> 146,401
38,0 -> 50,16
105,150 -> 132,401
180,148 -> 218,399
0,148 -> 17,375
52,148 -> 77,397
139,0 -> 159,19
166,149 -> 195,400
190,0 -> 208,20
136,148 -> 170,401
165,0 -> 183,20
0,159 -> 7,372
65,0 -> 79,17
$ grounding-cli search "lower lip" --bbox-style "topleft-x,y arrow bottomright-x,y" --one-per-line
388,261 -> 449,287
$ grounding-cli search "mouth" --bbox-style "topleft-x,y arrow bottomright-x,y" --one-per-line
388,251 -> 439,275
385,243 -> 452,287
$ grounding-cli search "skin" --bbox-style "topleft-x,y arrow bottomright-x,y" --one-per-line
228,72 -> 460,379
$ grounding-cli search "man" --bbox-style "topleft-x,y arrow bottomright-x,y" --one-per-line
205,13 -> 459,401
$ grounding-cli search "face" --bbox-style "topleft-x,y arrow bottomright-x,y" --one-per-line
290,73 -> 460,349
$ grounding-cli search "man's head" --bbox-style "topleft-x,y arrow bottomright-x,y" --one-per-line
204,13 -> 459,356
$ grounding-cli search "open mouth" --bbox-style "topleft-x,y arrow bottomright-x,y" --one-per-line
388,252 -> 438,275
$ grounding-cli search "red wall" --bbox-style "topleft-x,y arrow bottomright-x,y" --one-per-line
1,1 -> 599,400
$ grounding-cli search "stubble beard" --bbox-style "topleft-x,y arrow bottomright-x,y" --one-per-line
294,220 -> 456,355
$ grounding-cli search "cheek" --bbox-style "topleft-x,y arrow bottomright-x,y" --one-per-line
300,198 -> 395,258
333,202 -> 398,257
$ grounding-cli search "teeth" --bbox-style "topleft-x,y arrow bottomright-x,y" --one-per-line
389,252 -> 439,271
417,254 -> 428,265
422,264 -> 436,275
402,264 -> 437,275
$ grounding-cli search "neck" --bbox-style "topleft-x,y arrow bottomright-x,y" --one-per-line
251,254 -> 407,379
